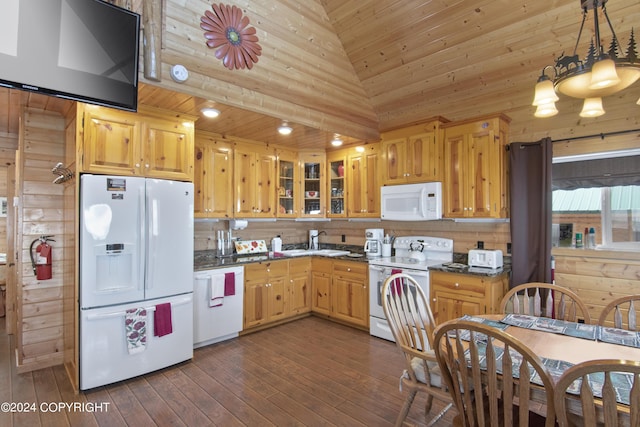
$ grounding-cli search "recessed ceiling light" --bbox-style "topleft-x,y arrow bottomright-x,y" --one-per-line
201,108 -> 220,118
355,146 -> 365,153
278,121 -> 293,135
331,134 -> 343,146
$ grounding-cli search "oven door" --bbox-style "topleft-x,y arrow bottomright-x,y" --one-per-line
368,265 -> 430,342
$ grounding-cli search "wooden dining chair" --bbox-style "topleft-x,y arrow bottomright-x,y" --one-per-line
554,359 -> 640,427
597,295 -> 640,330
500,282 -> 592,324
433,319 -> 556,427
381,273 -> 453,427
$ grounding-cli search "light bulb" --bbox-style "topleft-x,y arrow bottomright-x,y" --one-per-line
278,122 -> 292,135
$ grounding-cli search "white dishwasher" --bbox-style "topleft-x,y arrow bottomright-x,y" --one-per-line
193,266 -> 244,348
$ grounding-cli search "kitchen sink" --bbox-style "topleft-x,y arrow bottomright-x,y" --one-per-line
278,249 -> 350,257
278,249 -> 310,257
313,249 -> 351,257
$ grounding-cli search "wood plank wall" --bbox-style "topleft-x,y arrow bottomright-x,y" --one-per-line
553,248 -> 640,325
15,108 -> 67,372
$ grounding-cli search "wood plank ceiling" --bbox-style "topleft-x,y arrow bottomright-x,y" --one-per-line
1,0 -> 639,151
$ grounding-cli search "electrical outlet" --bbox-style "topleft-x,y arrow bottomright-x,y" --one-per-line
341,234 -> 346,242
477,241 -> 484,249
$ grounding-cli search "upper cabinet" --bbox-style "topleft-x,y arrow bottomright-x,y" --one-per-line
381,118 -> 447,185
276,148 -> 298,218
194,132 -> 233,219
327,151 -> 347,218
234,141 -> 277,218
347,144 -> 381,218
442,114 -> 510,219
299,151 -> 326,218
79,104 -> 195,181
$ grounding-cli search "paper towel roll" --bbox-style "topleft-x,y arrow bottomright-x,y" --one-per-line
229,219 -> 248,230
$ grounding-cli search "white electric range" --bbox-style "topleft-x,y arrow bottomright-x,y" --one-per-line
368,236 -> 453,342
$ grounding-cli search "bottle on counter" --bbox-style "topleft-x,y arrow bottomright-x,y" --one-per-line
271,235 -> 282,252
588,227 -> 596,249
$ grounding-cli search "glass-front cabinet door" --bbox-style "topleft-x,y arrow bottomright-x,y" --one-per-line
277,149 -> 298,218
299,151 -> 326,218
327,151 -> 347,218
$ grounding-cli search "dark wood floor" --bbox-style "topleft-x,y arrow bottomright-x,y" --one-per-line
0,316 -> 456,426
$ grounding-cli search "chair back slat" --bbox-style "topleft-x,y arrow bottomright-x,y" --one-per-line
534,288 -> 541,317
629,300 -> 636,330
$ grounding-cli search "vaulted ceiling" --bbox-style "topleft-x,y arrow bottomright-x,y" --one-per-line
1,0 -> 639,151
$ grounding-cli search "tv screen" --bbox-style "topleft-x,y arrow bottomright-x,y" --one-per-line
0,0 -> 140,112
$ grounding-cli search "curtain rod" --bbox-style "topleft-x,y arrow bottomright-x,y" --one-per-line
551,128 -> 640,143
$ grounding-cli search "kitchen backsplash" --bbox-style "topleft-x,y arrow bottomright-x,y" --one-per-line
194,219 -> 511,255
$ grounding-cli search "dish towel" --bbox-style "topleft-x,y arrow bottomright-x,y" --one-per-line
125,308 -> 147,354
210,274 -> 225,307
154,302 -> 173,337
224,272 -> 235,296
391,268 -> 403,295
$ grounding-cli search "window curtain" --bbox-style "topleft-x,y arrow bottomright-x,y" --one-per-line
553,155 -> 640,190
509,138 -> 553,287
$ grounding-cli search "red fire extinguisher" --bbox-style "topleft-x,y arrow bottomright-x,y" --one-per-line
30,235 -> 55,280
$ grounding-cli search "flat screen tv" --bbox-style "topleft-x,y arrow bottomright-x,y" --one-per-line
0,0 -> 140,112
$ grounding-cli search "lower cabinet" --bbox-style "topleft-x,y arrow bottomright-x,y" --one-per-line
430,270 -> 508,325
312,258 -> 369,328
243,258 -> 311,330
243,260 -> 289,329
289,258 -> 312,315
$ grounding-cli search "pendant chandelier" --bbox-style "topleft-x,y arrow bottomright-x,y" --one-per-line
532,0 -> 640,118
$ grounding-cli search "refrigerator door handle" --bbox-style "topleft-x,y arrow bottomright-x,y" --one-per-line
146,196 -> 157,290
138,185 -> 146,292
85,295 -> 193,320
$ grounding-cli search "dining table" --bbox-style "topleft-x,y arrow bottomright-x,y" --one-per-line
477,314 -> 640,365
449,314 -> 640,424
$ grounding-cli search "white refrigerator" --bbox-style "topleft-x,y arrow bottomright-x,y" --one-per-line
79,174 -> 194,390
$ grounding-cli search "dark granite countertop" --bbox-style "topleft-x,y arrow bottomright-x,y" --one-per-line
428,262 -> 510,277
194,244 -> 369,271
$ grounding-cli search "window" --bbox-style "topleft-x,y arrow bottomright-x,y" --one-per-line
552,150 -> 640,252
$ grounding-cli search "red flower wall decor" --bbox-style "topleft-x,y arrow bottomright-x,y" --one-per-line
200,3 -> 262,70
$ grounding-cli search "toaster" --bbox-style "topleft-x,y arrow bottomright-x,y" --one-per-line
468,249 -> 503,269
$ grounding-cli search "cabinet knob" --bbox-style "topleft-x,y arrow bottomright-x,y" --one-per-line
433,298 -> 436,302
267,268 -> 270,272
145,164 -> 150,168
455,282 -> 460,287
135,163 -> 140,168
347,268 -> 351,272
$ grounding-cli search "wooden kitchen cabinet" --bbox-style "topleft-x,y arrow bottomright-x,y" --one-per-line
79,104 -> 195,181
326,151 -> 347,218
276,148 -> 298,218
311,257 -> 368,328
243,260 -> 289,329
233,141 -> 277,218
299,151 -> 326,218
311,257 -> 333,315
194,132 -> 233,218
288,257 -> 312,315
331,260 -> 369,328
442,114 -> 510,219
346,144 -> 381,218
430,270 -> 508,325
381,119 -> 447,185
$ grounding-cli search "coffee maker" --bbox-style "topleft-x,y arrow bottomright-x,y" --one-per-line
364,228 -> 384,257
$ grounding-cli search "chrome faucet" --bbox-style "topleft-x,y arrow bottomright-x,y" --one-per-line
309,230 -> 327,250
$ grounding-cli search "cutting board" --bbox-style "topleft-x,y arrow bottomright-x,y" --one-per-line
234,239 -> 268,254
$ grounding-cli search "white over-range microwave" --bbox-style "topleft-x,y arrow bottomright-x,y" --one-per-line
380,182 -> 443,221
